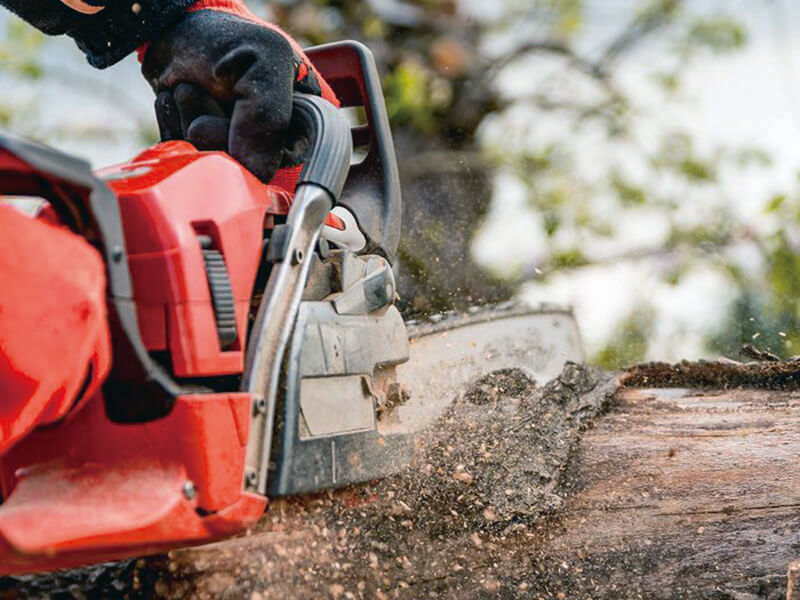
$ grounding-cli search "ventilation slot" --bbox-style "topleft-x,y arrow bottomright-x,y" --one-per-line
198,235 -> 238,350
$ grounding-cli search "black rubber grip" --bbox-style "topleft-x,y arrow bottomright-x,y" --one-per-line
292,93 -> 352,200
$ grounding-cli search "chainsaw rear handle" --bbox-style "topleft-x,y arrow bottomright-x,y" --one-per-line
292,93 -> 352,200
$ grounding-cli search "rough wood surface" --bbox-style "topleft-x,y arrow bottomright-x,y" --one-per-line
787,561 -> 800,600
539,385 -> 800,600
3,362 -> 800,599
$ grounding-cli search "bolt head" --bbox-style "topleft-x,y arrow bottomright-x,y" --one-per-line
245,469 -> 258,489
253,396 -> 267,415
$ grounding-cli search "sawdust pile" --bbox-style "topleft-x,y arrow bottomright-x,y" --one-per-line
622,357 -> 800,390
0,364 -> 617,600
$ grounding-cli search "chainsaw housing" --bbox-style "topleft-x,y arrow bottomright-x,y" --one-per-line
0,41 -> 585,575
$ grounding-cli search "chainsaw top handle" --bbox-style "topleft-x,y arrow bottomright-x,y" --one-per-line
304,41 -> 402,263
292,93 -> 352,201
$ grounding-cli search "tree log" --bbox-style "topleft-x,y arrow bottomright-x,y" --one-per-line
3,362 -> 800,599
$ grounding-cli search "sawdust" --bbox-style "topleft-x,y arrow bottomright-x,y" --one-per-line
0,363 -> 617,599
622,358 -> 800,390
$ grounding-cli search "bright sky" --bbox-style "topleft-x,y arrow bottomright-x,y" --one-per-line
474,0 -> 800,360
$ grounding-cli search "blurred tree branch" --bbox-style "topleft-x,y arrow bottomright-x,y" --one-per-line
4,0 -> 787,364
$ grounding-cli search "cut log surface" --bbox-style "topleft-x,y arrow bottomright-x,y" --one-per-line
547,385 -> 800,600
3,362 -> 800,600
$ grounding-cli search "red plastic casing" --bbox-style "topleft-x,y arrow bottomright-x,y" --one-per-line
0,142 -> 299,573
99,141 -> 291,377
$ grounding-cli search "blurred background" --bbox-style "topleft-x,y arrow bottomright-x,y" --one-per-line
2,0 -> 799,367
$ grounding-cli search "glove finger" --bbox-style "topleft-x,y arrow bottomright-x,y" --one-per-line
214,45 -> 259,82
173,82 -> 227,136
280,108 -> 311,168
154,90 -> 183,141
213,32 -> 295,182
229,103 -> 287,182
186,115 -> 231,151
225,58 -> 294,181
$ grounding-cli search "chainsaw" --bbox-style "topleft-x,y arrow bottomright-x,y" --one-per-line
0,41 -> 584,574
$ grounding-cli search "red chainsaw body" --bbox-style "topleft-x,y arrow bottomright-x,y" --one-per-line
101,140 -> 291,376
0,39 -> 400,575
0,141 -> 291,573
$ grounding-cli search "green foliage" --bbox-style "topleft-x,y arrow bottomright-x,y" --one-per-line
687,17 -> 747,54
734,147 -> 772,169
652,71 -> 680,94
543,212 -> 560,237
543,0 -> 584,36
766,233 -> 800,314
594,306 -> 654,369
639,0 -> 681,19
3,0 -> 786,366
138,122 -> 161,148
0,20 -> 47,139
0,106 -> 12,127
384,61 -> 452,135
666,224 -> 731,250
679,158 -> 715,182
610,172 -> 647,206
196,2 -> 800,366
552,248 -> 589,268
653,133 -> 717,183
0,21 -> 45,79
764,194 -> 787,214
762,189 -> 800,223
711,232 -> 800,360
710,291 -> 798,360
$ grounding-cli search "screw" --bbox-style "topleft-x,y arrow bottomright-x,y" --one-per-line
111,246 -> 124,262
245,469 -> 258,489
182,480 -> 197,500
253,396 -> 267,415
292,248 -> 304,265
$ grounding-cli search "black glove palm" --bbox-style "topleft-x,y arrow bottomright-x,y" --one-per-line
143,10 -> 307,183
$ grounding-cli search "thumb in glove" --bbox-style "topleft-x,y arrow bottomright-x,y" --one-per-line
143,10 -> 310,183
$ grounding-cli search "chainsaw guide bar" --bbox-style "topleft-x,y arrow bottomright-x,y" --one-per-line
399,302 -> 585,431
265,300 -> 584,497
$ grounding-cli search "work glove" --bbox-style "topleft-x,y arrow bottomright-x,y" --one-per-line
0,0 -> 196,67
142,9 -> 323,183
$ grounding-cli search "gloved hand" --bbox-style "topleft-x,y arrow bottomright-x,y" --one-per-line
142,9 -> 323,183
